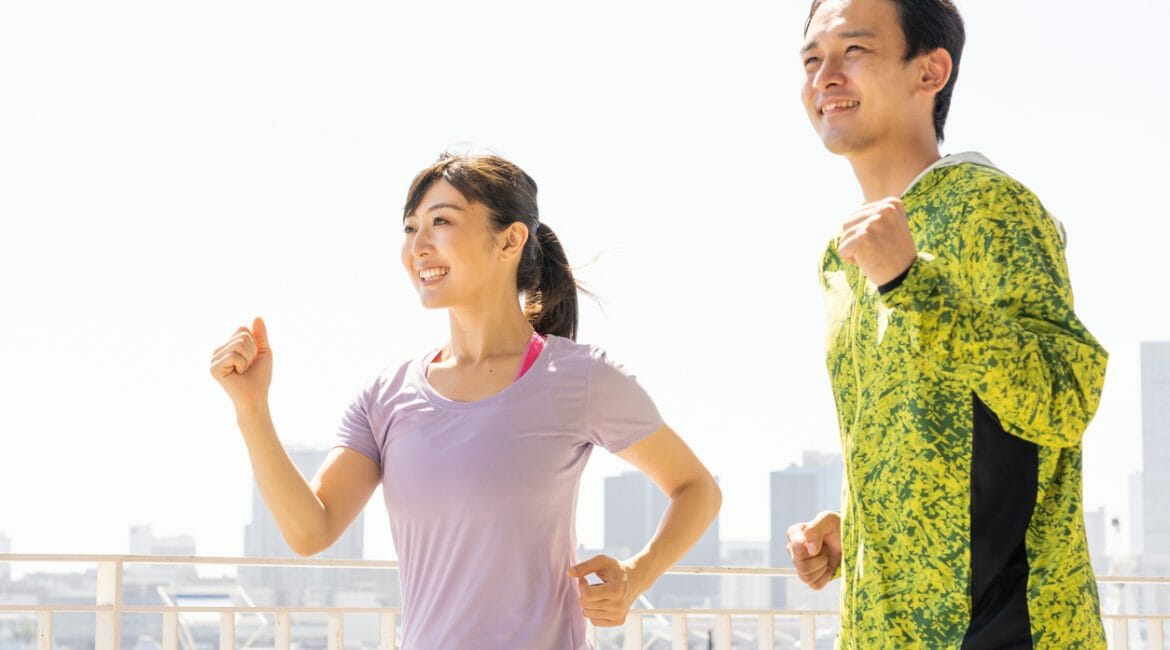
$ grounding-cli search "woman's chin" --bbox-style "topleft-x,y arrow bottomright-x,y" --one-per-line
416,292 -> 450,311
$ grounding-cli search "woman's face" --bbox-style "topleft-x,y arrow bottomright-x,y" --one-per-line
401,179 -> 512,311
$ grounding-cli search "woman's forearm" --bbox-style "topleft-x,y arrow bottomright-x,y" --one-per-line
625,475 -> 722,595
235,406 -> 330,556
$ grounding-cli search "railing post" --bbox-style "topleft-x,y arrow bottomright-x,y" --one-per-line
219,612 -> 235,650
1112,618 -> 1128,650
95,559 -> 123,650
671,614 -> 687,650
162,611 -> 179,650
623,613 -> 643,650
800,613 -> 816,649
714,613 -> 732,650
378,612 -> 396,650
756,613 -> 774,650
1148,618 -> 1164,650
37,611 -> 52,650
275,612 -> 292,650
327,612 -> 344,650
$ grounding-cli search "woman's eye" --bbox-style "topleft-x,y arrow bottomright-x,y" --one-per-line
804,56 -> 821,67
403,225 -> 416,234
432,217 -> 449,226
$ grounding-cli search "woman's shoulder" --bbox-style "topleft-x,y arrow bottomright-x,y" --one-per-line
355,356 -> 424,405
543,335 -> 614,367
543,336 -> 644,384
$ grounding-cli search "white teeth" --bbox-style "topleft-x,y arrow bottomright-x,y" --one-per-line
419,268 -> 449,281
823,100 -> 859,113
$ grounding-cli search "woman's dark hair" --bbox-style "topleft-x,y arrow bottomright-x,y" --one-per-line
805,0 -> 965,142
403,152 -> 579,340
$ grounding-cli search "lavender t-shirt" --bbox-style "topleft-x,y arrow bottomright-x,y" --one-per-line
334,335 -> 663,650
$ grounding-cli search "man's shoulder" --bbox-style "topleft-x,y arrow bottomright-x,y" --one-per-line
931,159 -> 1037,205
927,161 -> 1069,250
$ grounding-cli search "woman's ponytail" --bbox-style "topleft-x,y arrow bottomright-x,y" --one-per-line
523,223 -> 579,340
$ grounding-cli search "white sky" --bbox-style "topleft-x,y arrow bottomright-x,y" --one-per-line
2,1 -> 1168,562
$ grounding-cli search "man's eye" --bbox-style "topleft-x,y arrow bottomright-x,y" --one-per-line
432,217 -> 449,226
804,56 -> 821,67
846,45 -> 865,53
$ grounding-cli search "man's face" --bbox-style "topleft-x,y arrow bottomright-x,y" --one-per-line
800,0 -> 924,157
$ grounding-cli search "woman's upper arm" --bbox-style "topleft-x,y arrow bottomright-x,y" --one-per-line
311,447 -> 382,545
615,425 -> 715,497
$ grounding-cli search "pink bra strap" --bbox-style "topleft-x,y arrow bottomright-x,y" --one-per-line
514,332 -> 547,381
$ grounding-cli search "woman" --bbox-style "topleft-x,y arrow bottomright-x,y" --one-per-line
209,152 -> 721,649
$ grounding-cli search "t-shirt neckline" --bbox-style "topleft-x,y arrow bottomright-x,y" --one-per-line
412,335 -> 558,411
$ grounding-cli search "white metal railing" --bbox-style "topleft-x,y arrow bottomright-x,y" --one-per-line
0,554 -> 1166,649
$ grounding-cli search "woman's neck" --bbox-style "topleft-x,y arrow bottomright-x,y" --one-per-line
443,299 -> 535,364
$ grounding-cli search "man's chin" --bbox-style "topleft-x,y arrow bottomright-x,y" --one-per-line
818,129 -> 870,157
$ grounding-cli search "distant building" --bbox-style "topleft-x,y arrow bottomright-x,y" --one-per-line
1136,342 -> 1170,618
1129,471 -> 1144,557
770,451 -> 842,609
239,446 -> 396,607
0,532 -> 10,583
125,525 -> 197,586
1084,507 -> 1107,573
604,471 -> 720,607
720,541 -> 770,609
1141,341 -> 1170,561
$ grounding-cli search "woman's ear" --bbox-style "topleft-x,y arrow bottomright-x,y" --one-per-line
499,221 -> 530,261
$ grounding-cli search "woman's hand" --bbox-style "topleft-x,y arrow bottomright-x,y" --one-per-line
567,555 -> 643,627
210,316 -> 273,413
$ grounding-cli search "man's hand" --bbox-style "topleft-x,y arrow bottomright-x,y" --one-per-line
567,555 -> 641,627
837,198 -> 917,287
786,511 -> 842,591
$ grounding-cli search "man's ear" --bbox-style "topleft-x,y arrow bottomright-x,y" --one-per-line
499,221 -> 530,261
919,47 -> 953,96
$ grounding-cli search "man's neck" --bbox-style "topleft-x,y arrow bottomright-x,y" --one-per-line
848,139 -> 942,203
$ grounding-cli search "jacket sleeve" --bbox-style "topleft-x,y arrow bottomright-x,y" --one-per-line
880,178 -> 1107,448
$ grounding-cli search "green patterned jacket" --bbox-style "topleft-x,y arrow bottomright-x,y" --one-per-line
820,153 -> 1108,649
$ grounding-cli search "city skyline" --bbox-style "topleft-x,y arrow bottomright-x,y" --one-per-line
0,437 -> 1127,568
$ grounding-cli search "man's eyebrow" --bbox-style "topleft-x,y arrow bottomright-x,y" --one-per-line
841,29 -> 877,39
404,202 -> 466,219
801,29 -> 878,54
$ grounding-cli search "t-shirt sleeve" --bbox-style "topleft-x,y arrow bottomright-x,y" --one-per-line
333,384 -> 383,469
585,348 -> 665,453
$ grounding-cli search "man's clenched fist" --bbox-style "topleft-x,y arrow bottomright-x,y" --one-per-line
837,198 -> 918,287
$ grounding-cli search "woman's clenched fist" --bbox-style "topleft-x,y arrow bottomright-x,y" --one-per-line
210,316 -> 273,413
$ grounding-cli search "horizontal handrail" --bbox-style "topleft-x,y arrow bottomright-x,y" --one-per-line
1,554 -> 1166,650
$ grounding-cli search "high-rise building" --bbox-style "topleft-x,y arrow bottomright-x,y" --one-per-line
1141,341 -> 1170,560
604,471 -> 720,607
244,446 -> 363,561
720,541 -> 770,609
240,446 -> 386,606
1084,507 -> 1107,573
770,451 -> 843,609
130,525 -> 196,556
1129,471 -> 1144,557
0,532 -> 10,583
126,525 -> 197,585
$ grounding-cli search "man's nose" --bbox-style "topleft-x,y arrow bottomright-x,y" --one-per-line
814,55 -> 845,92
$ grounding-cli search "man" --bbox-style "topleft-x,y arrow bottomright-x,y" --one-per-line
786,0 -> 1108,647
